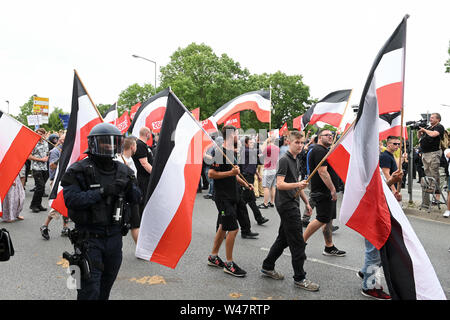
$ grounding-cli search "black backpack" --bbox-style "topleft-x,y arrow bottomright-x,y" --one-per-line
0,228 -> 14,261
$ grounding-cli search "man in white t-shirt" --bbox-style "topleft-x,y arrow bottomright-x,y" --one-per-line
115,137 -> 138,176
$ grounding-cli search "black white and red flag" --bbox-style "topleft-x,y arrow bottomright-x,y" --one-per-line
293,89 -> 352,130
49,71 -> 103,217
379,112 -> 408,141
0,112 -> 41,216
128,89 -> 169,139
338,16 -> 445,299
135,90 -> 211,268
211,90 -> 271,125
102,102 -> 118,124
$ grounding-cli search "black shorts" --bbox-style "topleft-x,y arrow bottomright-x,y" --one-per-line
214,199 -> 239,231
310,192 -> 336,224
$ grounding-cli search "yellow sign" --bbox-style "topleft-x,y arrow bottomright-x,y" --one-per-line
33,97 -> 49,115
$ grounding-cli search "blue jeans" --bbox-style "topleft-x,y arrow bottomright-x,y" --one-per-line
361,239 -> 382,290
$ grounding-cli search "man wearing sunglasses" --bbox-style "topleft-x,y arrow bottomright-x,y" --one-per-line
380,136 -> 402,200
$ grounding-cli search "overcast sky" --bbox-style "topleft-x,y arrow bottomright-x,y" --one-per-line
1,0 -> 449,127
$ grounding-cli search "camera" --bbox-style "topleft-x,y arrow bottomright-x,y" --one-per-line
406,119 -> 427,130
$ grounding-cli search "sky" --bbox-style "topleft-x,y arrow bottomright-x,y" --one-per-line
0,0 -> 449,127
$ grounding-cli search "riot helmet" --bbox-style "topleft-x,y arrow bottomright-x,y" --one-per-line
87,123 -> 123,157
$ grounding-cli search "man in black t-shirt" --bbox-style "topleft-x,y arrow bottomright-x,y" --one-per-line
261,130 -> 319,291
131,127 -> 154,218
207,125 -> 252,277
304,129 -> 346,257
418,113 -> 445,204
380,136 -> 402,201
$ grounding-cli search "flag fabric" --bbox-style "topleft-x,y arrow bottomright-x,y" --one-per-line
338,16 -> 445,299
128,89 -> 169,137
279,122 -> 288,136
192,107 -> 200,121
326,125 -> 354,184
115,110 -> 131,134
379,112 -> 408,141
135,91 -> 210,268
130,102 -> 142,121
49,71 -> 103,217
293,115 -> 302,130
299,89 -> 352,130
0,111 -> 41,216
102,103 -> 118,124
211,90 -> 271,125
224,112 -> 241,129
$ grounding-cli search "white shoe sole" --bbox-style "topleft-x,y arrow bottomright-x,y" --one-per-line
322,251 -> 346,257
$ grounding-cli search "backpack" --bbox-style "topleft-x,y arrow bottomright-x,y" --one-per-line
441,130 -> 449,151
0,228 -> 14,261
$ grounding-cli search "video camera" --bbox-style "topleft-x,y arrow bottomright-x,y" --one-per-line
62,229 -> 91,280
406,119 -> 428,130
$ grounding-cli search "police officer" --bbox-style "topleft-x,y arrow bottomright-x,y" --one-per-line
61,123 -> 141,300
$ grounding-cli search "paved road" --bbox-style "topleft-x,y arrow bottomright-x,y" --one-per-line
1,178 -> 449,301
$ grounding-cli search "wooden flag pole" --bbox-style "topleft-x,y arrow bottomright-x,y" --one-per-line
74,69 -> 104,122
396,15 -> 409,193
294,119 -> 356,198
332,89 -> 353,146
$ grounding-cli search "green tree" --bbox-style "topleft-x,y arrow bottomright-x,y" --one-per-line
159,42 -> 250,120
14,96 -> 34,126
244,71 -> 313,130
41,107 -> 67,132
117,83 -> 155,115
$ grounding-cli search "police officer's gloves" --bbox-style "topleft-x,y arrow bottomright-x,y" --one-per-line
101,179 -> 129,197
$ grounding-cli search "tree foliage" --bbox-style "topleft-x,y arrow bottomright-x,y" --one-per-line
117,83 -> 155,114
159,43 -> 250,121
15,96 -> 68,132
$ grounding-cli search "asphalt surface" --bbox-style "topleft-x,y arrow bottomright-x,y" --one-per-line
1,177 -> 449,301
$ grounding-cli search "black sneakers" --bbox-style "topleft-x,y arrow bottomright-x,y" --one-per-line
223,261 -> 247,277
207,255 -> 225,268
40,226 -> 50,240
322,245 -> 346,257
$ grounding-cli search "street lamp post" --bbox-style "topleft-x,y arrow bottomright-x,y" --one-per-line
132,54 -> 157,94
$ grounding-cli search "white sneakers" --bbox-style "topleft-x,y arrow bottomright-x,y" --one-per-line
443,210 -> 450,218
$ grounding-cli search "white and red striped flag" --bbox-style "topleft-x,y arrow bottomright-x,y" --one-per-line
135,90 -> 211,268
0,111 -> 41,216
211,90 -> 271,125
295,89 -> 352,130
49,71 -> 103,217
338,16 -> 445,300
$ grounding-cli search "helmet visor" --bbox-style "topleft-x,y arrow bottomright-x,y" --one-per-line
90,135 -> 123,157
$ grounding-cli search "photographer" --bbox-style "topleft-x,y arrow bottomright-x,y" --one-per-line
417,113 -> 445,205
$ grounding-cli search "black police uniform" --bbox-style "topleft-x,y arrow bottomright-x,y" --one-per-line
61,123 -> 141,300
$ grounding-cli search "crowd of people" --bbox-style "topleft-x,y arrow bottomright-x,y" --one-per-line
2,112 -> 449,300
